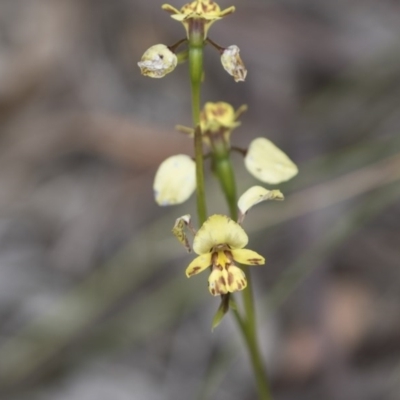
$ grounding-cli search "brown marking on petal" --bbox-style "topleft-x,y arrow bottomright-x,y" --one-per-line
237,282 -> 242,290
215,284 -> 227,295
224,250 -> 234,261
215,105 -> 226,116
228,271 -> 234,286
202,1 -> 218,14
219,276 -> 226,286
247,258 -> 263,265
188,266 -> 201,276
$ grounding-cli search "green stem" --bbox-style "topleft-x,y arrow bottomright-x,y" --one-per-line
189,44 -> 207,224
241,266 -> 256,339
213,155 -> 238,220
233,309 -> 272,400
194,125 -> 207,224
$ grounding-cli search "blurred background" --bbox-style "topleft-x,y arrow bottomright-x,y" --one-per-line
0,0 -> 400,399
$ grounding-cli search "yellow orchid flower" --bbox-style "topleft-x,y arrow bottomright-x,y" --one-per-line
176,101 -> 246,146
185,214 -> 265,296
162,0 -> 235,40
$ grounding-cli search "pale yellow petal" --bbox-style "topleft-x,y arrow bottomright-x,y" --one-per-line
208,268 -> 229,296
231,248 -> 265,265
245,137 -> 298,184
193,214 -> 248,255
238,185 -> 284,217
186,253 -> 212,277
226,265 -> 247,292
153,155 -> 196,206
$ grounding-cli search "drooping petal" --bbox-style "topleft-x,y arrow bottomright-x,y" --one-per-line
153,155 -> 196,206
208,267 -> 229,296
138,44 -> 177,78
231,248 -> 265,265
193,214 -> 248,255
245,137 -> 298,184
221,45 -> 247,82
186,253 -> 212,277
226,265 -> 247,292
238,186 -> 284,219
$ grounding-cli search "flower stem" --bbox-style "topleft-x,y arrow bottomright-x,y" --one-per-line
213,154 -> 272,400
189,44 -> 207,225
232,309 -> 272,400
213,154 -> 238,220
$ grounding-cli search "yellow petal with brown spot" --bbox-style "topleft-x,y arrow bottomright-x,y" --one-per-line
208,268 -> 229,296
231,248 -> 265,265
227,265 -> 247,292
186,253 -> 212,277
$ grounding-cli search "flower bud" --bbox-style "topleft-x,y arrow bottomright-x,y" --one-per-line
221,45 -> 247,82
138,44 -> 177,78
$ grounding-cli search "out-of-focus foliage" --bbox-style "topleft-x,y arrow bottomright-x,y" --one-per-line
0,1 -> 400,399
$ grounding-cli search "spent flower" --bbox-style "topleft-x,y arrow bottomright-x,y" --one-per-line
138,44 -> 177,78
221,45 -> 247,82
